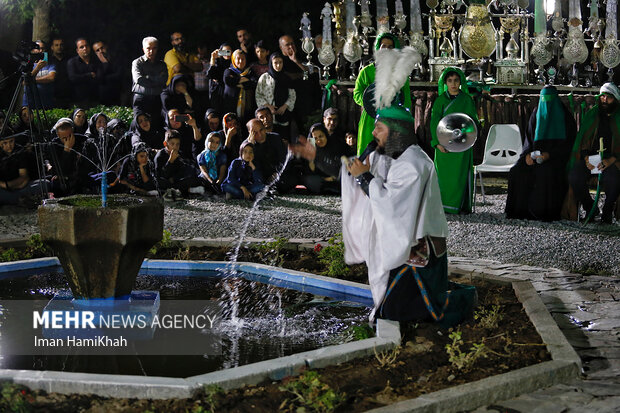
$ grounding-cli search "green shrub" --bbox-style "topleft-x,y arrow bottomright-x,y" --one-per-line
9,106 -> 133,131
279,371 -> 344,413
255,237 -> 289,266
318,233 -> 350,277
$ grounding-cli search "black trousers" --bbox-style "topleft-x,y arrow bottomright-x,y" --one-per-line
568,160 -> 620,216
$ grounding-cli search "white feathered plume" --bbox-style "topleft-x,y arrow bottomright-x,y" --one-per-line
374,46 -> 421,110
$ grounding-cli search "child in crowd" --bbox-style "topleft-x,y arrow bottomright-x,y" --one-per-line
255,52 -> 295,138
222,142 -> 264,200
249,40 -> 270,78
154,129 -> 205,198
197,132 -> 227,194
118,142 -> 159,196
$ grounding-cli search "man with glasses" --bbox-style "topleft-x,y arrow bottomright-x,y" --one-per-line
164,32 -> 202,85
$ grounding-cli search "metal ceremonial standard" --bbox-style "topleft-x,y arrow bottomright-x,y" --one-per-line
436,113 -> 478,152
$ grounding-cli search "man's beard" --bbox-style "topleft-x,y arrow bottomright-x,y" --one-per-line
174,44 -> 185,52
376,145 -> 385,155
600,100 -> 618,115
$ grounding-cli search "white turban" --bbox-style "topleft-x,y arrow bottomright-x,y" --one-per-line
600,83 -> 620,101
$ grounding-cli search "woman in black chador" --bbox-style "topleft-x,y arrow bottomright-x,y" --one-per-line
505,86 -> 576,221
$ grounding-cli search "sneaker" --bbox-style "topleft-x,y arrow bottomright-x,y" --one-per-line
188,186 -> 205,195
163,189 -> 175,201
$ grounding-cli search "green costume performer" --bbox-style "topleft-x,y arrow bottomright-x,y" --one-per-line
352,33 -> 412,156
430,67 -> 479,214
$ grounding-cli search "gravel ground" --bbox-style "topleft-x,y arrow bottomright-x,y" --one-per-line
1,191 -> 618,276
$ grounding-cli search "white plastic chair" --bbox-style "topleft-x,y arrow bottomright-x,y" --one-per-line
473,124 -> 522,210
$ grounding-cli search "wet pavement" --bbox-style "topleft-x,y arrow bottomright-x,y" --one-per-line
450,258 -> 620,413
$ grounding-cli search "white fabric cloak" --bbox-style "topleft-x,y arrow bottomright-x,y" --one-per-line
341,145 -> 449,318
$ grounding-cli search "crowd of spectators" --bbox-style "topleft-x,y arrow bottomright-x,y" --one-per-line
0,28 -> 355,206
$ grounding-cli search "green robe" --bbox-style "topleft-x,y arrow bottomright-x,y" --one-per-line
568,103 -> 620,171
353,63 -> 412,156
430,91 -> 478,214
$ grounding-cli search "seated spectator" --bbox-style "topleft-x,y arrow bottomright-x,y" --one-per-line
107,118 -> 132,160
71,108 -> 88,134
207,43 -> 233,114
222,141 -> 264,200
197,131 -> 227,194
505,86 -> 576,221
161,74 -> 197,119
0,135 -> 49,206
221,112 -> 246,166
165,109 -> 201,163
23,40 -> 56,109
244,118 -> 296,193
568,83 -> 620,224
194,108 -> 222,159
301,123 -> 351,194
323,107 -> 354,147
132,36 -> 168,130
84,112 -> 109,138
12,106 -> 37,139
194,42 -> 211,116
93,41 -> 122,106
223,50 -> 257,122
48,118 -> 87,196
66,38 -> 100,108
249,40 -> 270,78
154,129 -> 205,197
119,142 -> 159,196
130,111 -> 164,150
255,52 -> 296,139
255,106 -> 275,134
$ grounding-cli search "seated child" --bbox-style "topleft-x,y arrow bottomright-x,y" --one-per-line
222,142 -> 264,200
118,142 -> 159,196
197,131 -> 227,194
154,129 -> 205,197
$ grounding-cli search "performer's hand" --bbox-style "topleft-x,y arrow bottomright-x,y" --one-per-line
347,157 -> 370,177
525,153 -> 534,166
598,157 -> 616,171
437,144 -> 449,153
585,156 -> 595,170
289,136 -> 316,161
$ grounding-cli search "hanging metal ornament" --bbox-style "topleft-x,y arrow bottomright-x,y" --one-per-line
300,12 -> 315,69
562,0 -> 588,64
600,0 -> 620,73
376,0 -> 390,35
318,2 -> 336,78
394,0 -> 407,32
551,0 -> 564,34
343,1 -> 363,64
410,0 -> 428,56
459,2 -> 497,59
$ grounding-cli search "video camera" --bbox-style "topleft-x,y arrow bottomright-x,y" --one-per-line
13,40 -> 44,72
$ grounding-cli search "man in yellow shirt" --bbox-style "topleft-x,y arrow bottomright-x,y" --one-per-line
164,32 -> 202,85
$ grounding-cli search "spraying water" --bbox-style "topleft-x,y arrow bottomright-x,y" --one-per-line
221,150 -> 294,325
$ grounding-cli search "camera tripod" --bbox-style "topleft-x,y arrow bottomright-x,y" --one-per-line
0,66 -> 67,199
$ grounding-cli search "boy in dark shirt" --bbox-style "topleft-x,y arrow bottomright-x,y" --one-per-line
154,130 -> 205,197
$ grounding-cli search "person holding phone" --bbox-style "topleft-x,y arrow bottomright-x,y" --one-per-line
23,40 -> 56,109
165,108 -> 201,164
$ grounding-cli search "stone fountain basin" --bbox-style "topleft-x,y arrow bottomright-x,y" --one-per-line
37,195 -> 163,299
0,254 -> 581,411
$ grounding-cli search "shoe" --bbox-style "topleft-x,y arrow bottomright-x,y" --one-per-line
163,189 -> 175,201
188,186 -> 205,195
601,211 -> 614,225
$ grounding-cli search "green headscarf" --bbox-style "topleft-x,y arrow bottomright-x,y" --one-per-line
437,67 -> 470,97
374,33 -> 401,50
534,86 -> 566,142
